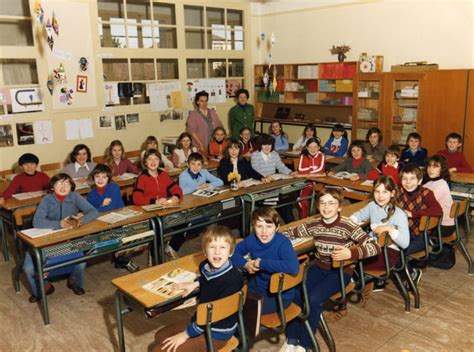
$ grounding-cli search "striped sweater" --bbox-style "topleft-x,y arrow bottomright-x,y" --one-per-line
287,215 -> 380,274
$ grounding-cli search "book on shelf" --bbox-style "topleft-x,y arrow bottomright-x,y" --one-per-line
297,65 -> 318,79
142,268 -> 197,299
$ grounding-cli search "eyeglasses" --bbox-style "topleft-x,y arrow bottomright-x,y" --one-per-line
319,201 -> 338,207
55,180 -> 71,187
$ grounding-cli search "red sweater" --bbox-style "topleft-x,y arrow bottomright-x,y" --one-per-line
297,152 -> 325,175
397,186 -> 443,236
209,139 -> 228,159
109,158 -> 140,176
132,170 -> 183,205
1,172 -> 50,199
367,161 -> 402,184
436,149 -> 472,173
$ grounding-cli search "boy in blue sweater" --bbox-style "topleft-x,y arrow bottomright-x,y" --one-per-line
232,207 -> 299,314
86,164 -> 124,212
178,152 -> 223,195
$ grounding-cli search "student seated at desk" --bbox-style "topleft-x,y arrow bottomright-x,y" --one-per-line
132,149 -> 182,206
367,144 -> 403,184
61,144 -> 96,182
323,123 -> 348,157
269,120 -> 289,151
293,123 -> 317,151
232,207 -> 299,314
251,133 -> 298,223
400,132 -> 428,167
238,127 -> 255,155
104,140 -> 140,177
364,127 -> 387,162
297,138 -> 326,218
208,126 -> 228,160
172,132 -> 198,168
436,132 -> 473,173
217,139 -> 270,186
86,164 -> 124,212
328,140 -> 373,181
0,153 -> 49,203
152,225 -> 243,352
179,152 -> 223,195
26,173 -> 99,302
140,135 -> 174,170
282,188 -> 380,351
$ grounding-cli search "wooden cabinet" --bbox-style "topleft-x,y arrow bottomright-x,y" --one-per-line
464,70 -> 474,167
254,62 -> 356,131
352,72 -> 424,146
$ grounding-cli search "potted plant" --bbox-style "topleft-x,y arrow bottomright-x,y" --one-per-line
330,45 -> 351,62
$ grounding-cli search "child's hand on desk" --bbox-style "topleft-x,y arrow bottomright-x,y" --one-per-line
171,281 -> 199,297
327,171 -> 335,176
197,183 -> 209,190
102,198 -> 112,207
263,176 -> 273,183
449,167 -> 457,173
162,330 -> 190,352
157,198 -> 168,205
169,196 -> 180,205
331,246 -> 351,261
75,177 -> 88,184
60,218 -> 74,229
349,175 -> 360,181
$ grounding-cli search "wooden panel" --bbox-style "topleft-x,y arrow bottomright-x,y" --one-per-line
420,70 -> 469,154
463,70 -> 474,166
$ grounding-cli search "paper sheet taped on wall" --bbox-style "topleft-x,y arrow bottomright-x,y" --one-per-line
148,81 -> 182,112
33,120 -> 53,144
104,83 -> 120,105
65,118 -> 94,140
10,88 -> 44,113
186,79 -> 226,104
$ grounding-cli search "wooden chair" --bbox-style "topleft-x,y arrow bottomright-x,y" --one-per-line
360,232 -> 411,311
120,187 -> 134,205
92,155 -> 105,164
405,215 -> 441,309
195,286 -> 248,352
41,162 -> 63,172
293,158 -> 300,171
124,150 -> 141,159
13,206 -> 37,292
431,200 -> 473,274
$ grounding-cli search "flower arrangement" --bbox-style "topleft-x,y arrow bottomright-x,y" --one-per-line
330,45 -> 351,55
227,171 -> 241,183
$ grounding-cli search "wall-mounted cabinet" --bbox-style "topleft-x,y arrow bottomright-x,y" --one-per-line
254,62 -> 356,131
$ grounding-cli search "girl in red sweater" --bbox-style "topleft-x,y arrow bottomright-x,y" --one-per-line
104,140 -> 140,177
297,138 -> 326,218
367,144 -> 403,184
132,149 -> 182,206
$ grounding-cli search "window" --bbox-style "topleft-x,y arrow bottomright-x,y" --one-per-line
98,0 -> 176,49
184,6 -> 244,50
0,0 -> 33,46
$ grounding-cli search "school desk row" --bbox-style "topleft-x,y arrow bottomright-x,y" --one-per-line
13,177 -> 318,325
111,200 -> 369,352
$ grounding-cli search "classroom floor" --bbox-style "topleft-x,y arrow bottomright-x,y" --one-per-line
1,230 -> 473,352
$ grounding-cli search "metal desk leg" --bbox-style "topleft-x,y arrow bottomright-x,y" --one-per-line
149,218 -> 159,266
115,290 -> 126,352
14,247 -> 25,292
156,217 -> 165,264
0,216 -> 9,262
34,248 -> 50,325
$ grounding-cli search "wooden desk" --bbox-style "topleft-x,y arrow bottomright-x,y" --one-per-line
16,206 -> 159,325
313,176 -> 372,201
111,199 -> 367,352
451,172 -> 474,184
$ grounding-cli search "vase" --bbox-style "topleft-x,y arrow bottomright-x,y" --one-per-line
230,179 -> 239,191
337,52 -> 346,63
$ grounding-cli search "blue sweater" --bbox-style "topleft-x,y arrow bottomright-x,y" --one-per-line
232,232 -> 299,302
33,192 -> 98,229
400,147 -> 428,167
86,183 -> 125,213
179,168 -> 224,195
271,133 -> 289,151
323,136 -> 348,157
251,151 -> 292,177
350,201 -> 410,250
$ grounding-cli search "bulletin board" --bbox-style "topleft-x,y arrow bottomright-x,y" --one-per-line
41,1 -> 97,110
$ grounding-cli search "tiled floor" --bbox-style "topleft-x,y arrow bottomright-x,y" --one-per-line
0,228 -> 473,351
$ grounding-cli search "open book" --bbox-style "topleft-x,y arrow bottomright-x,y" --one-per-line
114,173 -> 137,181
21,227 -> 66,239
192,188 -> 220,197
141,204 -> 181,212
142,268 -> 197,299
271,173 -> 293,181
239,179 -> 262,188
331,171 -> 358,180
97,208 -> 142,224
12,190 -> 46,200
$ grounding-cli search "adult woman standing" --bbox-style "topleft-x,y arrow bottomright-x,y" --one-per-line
229,88 -> 255,140
186,91 -> 224,158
